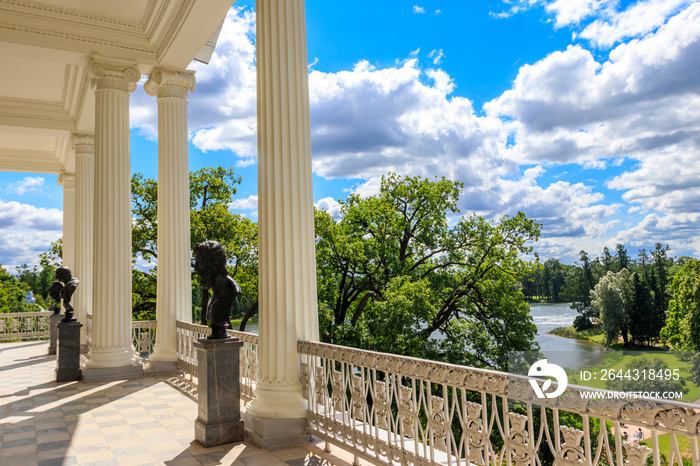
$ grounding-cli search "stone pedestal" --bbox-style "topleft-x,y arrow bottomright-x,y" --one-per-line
56,321 -> 83,382
194,337 -> 244,447
48,313 -> 62,355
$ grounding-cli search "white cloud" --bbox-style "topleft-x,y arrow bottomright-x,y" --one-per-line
413,5 -> 425,14
486,4 -> 700,168
579,0 -> 693,47
131,4 -> 700,261
545,0 -> 614,27
131,7 -> 258,164
351,177 -> 383,198
428,49 -> 445,65
0,200 -> 62,269
435,9 -> 443,15
409,47 -> 420,57
315,197 -> 342,220
229,195 -> 258,211
7,176 -> 45,196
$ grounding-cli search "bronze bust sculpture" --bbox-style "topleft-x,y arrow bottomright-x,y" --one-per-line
55,266 -> 79,322
47,280 -> 64,315
193,241 -> 242,339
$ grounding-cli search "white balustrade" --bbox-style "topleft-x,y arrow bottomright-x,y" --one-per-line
0,310 -> 51,341
131,320 -> 157,359
175,320 -> 258,401
298,340 -> 700,466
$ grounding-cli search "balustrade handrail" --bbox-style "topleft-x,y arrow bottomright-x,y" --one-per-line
298,339 -> 700,466
0,310 -> 52,341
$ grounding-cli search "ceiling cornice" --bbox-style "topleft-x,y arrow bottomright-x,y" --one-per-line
0,148 -> 63,173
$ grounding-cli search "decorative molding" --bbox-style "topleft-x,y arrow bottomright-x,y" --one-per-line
72,134 -> 95,155
88,56 -> 141,93
57,171 -> 75,187
1,0 -> 151,29
0,0 -> 191,63
0,157 -> 62,173
143,67 -> 195,98
0,65 -> 88,132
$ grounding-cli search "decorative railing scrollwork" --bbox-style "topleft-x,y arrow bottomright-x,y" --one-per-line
298,340 -> 700,466
131,320 -> 156,358
0,310 -> 51,341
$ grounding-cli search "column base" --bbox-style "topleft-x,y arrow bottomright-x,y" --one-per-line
144,359 -> 182,377
245,382 -> 307,419
242,413 -> 310,450
82,355 -> 143,383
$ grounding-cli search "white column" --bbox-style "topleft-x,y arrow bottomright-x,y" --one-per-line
83,56 -> 142,380
144,68 -> 196,368
57,172 -> 76,271
245,0 -> 319,442
73,134 -> 94,349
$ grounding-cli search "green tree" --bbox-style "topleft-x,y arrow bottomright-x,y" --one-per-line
629,271 -> 655,345
651,243 -> 672,324
315,173 -> 540,370
39,238 -> 62,269
591,269 -> 633,346
131,167 -> 258,321
662,258 -> 700,353
615,243 -> 630,271
561,250 -> 600,328
0,264 -> 33,312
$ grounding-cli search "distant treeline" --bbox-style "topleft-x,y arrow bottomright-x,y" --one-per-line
521,244 -> 678,303
521,243 -> 692,347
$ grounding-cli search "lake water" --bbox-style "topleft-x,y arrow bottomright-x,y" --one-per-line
530,302 -> 607,371
236,302 -> 606,371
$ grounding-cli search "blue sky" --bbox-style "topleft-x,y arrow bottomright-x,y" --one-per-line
1,0 -> 700,268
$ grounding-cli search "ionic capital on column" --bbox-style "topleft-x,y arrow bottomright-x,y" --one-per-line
72,134 -> 95,157
88,55 -> 140,93
144,67 -> 196,100
57,172 -> 76,188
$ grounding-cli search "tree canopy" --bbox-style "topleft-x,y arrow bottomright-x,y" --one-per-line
661,258 -> 700,352
315,173 -> 540,370
131,167 -> 257,320
591,269 -> 633,346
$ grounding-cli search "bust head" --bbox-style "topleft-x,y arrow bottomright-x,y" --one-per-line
55,266 -> 72,284
193,241 -> 228,289
48,281 -> 63,301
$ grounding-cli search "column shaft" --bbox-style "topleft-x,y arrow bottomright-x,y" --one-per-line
247,0 -> 319,422
73,135 -> 94,348
84,57 -> 142,378
58,173 -> 76,272
144,68 -> 196,365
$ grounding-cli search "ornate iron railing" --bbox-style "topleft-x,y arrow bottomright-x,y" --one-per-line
0,310 -> 52,341
132,320 -> 157,358
298,340 -> 700,466
175,320 -> 258,401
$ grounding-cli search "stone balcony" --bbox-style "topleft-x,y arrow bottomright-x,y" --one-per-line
3,314 -> 700,466
0,340 -> 366,466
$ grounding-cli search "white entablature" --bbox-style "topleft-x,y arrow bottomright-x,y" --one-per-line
0,0 -> 231,174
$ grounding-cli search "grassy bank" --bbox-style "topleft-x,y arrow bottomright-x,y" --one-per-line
549,324 -> 606,344
230,317 -> 257,331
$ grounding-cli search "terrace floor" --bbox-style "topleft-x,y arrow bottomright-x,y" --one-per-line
0,340 -> 365,466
